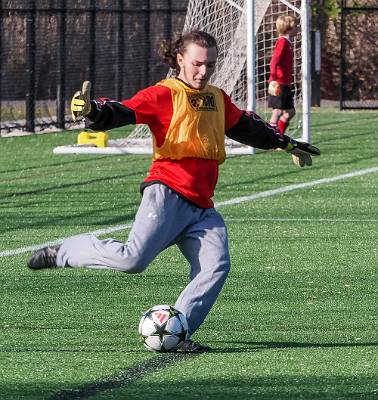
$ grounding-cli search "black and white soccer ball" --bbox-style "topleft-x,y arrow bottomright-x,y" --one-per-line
138,305 -> 189,352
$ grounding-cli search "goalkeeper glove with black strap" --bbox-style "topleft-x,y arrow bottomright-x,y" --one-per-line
71,81 -> 92,122
283,136 -> 321,167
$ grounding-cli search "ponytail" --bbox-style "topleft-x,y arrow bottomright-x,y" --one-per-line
159,33 -> 183,71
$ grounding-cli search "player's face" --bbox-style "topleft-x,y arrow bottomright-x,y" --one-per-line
177,43 -> 218,90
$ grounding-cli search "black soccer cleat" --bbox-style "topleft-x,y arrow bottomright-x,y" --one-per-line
175,339 -> 212,353
27,245 -> 60,270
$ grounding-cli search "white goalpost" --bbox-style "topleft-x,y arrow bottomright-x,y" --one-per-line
54,0 -> 311,156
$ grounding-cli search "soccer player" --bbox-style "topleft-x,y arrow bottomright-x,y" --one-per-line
268,15 -> 299,135
27,30 -> 319,352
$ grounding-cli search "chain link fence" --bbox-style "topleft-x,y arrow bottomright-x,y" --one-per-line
340,0 -> 378,109
0,0 -> 187,135
1,0 -> 377,136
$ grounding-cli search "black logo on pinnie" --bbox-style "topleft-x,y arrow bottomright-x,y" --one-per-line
188,93 -> 218,111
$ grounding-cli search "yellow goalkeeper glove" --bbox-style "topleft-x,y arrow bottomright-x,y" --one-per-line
285,138 -> 321,167
268,81 -> 281,97
71,81 -> 92,122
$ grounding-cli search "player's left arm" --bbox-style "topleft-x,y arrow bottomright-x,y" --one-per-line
226,111 -> 320,167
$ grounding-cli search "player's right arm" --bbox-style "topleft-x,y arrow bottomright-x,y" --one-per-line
70,81 -> 136,130
85,99 -> 136,131
70,81 -> 166,132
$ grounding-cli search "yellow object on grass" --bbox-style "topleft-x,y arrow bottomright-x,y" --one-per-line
77,131 -> 108,148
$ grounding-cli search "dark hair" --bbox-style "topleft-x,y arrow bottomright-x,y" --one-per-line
159,30 -> 218,72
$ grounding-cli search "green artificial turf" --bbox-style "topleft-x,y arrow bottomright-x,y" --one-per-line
0,109 -> 377,399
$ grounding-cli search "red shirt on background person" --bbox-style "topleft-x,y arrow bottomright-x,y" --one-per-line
268,15 -> 298,136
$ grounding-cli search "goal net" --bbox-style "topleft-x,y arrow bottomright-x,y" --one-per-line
54,0 -> 308,156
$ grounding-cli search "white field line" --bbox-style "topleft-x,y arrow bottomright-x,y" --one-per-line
1,166 -> 377,258
214,166 -> 378,207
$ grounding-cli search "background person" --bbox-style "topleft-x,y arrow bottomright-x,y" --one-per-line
268,15 -> 298,135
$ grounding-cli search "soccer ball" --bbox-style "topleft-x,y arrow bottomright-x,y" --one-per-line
138,305 -> 189,352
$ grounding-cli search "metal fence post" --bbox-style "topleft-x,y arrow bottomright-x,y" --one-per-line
26,0 -> 36,132
88,0 -> 96,96
115,0 -> 124,100
166,0 -> 172,40
0,0 -> 2,136
311,30 -> 321,107
144,0 -> 150,87
57,0 -> 66,129
340,0 -> 345,110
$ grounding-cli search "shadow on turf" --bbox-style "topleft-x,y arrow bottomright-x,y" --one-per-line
312,113 -> 377,129
0,170 -> 145,233
0,203 -> 137,235
210,340 -> 378,353
45,341 -> 377,399
0,170 -> 145,200
48,352 -> 198,400
3,340 -> 376,356
0,152 -> 152,176
0,155 -> 112,176
314,129 -> 375,144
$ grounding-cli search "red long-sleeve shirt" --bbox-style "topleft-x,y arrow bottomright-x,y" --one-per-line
88,78 -> 289,208
123,81 -> 242,208
269,36 -> 294,85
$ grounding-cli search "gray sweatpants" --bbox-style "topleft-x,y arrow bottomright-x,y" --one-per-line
56,184 -> 230,335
